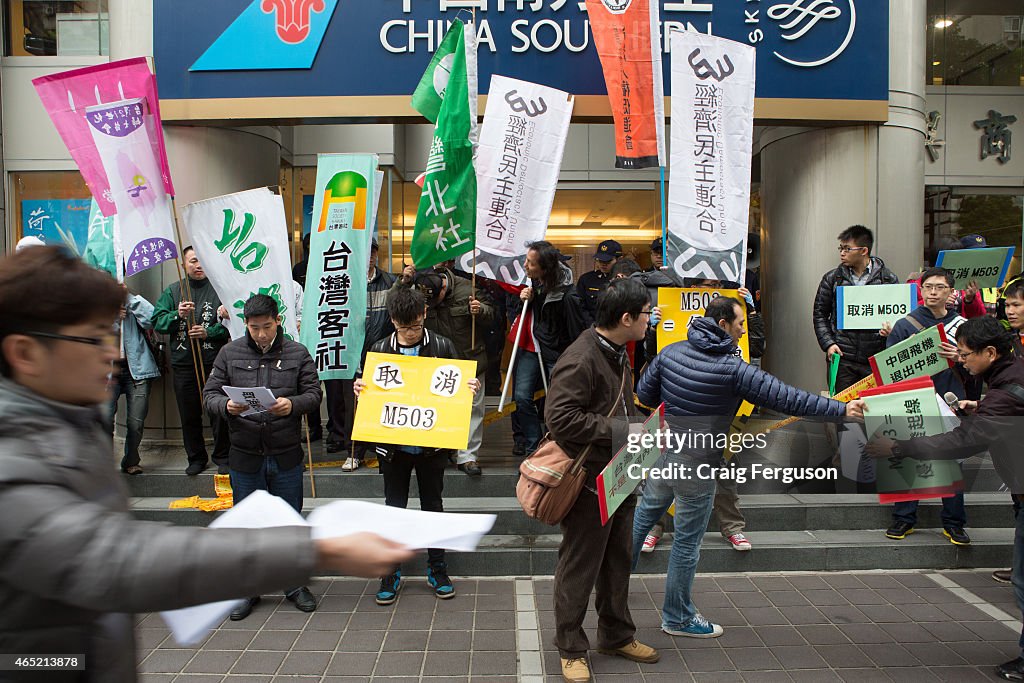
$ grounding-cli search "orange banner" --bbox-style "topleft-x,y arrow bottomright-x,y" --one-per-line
586,0 -> 665,170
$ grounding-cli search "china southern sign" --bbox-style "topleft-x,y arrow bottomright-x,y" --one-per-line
153,0 -> 888,121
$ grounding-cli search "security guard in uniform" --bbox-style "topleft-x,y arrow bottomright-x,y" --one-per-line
576,239 -> 622,315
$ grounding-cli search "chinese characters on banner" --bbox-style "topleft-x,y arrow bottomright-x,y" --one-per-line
352,352 -> 477,450
869,324 -> 953,386
86,98 -> 178,277
410,22 -> 478,269
596,404 -> 666,525
585,0 -> 665,169
299,154 -> 377,380
183,188 -> 299,340
459,75 -> 573,287
657,287 -> 750,361
836,283 -> 918,331
32,57 -> 174,217
668,30 -> 755,284
861,378 -> 963,502
934,246 -> 1016,289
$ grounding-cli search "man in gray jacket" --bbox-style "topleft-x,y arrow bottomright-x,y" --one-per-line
0,246 -> 410,682
204,293 -> 324,620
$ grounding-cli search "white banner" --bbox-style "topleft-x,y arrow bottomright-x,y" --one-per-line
457,75 -> 573,287
668,32 -> 755,285
183,188 -> 298,341
86,97 -> 178,277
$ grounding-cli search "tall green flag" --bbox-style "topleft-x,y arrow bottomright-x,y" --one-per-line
410,22 -> 478,270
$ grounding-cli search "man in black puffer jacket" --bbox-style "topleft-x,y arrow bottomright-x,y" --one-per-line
632,297 -> 863,641
812,225 -> 899,391
204,293 -> 324,620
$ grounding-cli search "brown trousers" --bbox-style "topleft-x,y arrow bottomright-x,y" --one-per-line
713,474 -> 746,537
553,478 -> 637,658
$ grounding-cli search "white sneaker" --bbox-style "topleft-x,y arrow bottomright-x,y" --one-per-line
341,457 -> 360,472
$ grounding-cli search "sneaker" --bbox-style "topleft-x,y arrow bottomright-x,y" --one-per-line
376,571 -> 401,605
597,639 -> 660,663
641,531 -> 662,553
663,614 -> 724,638
994,569 -> 1012,584
943,526 -> 971,546
458,461 -> 482,476
886,520 -> 914,540
997,656 -> 1024,681
512,443 -> 526,457
427,564 -> 456,599
560,657 -> 591,682
121,465 -> 143,475
726,532 -> 752,551
341,457 -> 360,472
326,439 -> 345,454
185,461 -> 207,476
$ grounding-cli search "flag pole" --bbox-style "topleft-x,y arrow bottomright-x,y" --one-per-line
659,165 -> 668,268
499,297 -> 527,412
471,252 -> 477,349
305,420 -> 317,498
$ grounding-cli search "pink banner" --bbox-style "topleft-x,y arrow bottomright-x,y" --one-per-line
33,57 -> 174,217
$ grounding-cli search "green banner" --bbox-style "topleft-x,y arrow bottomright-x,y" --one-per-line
935,246 -> 1015,288
410,22 -> 476,270
596,406 -> 665,525
863,385 -> 962,496
82,199 -> 118,278
300,153 -> 377,381
836,283 -> 917,330
869,324 -> 952,385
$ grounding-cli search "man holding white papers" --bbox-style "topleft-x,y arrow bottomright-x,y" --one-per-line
204,293 -> 324,620
0,247 -> 411,680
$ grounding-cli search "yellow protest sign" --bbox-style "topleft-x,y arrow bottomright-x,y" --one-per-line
352,352 -> 476,450
657,287 -> 750,361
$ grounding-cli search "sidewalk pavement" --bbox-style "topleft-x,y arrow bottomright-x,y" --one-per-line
135,569 -> 1021,682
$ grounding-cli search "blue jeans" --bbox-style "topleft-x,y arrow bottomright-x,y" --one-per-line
230,457 -> 304,513
1012,499 -> 1024,655
513,351 -> 544,453
892,490 -> 967,527
109,363 -> 151,470
632,455 -> 717,630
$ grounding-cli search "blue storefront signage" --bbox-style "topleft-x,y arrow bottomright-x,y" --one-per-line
154,0 -> 888,111
20,199 -> 91,254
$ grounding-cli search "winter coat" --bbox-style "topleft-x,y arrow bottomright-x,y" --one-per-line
526,264 -> 593,369
885,306 -> 967,399
364,267 -> 397,358
898,355 -> 1024,493
638,316 -> 846,463
0,377 -> 315,683
544,327 -> 638,470
203,329 -> 323,474
152,277 -> 230,369
812,257 -> 899,364
423,268 -> 494,376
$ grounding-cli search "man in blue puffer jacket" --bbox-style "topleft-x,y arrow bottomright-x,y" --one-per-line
632,296 -> 865,640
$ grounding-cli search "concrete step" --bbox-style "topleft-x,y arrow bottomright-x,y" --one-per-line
129,493 -> 1017,536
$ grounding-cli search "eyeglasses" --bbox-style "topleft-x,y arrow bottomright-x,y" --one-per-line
957,349 -> 978,361
638,310 -> 654,317
21,325 -> 119,350
922,284 -> 951,292
837,245 -> 866,253
396,324 -> 424,332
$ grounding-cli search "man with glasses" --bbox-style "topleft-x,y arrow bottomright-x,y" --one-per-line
880,267 -> 970,545
0,246 -> 413,678
153,246 -> 231,475
813,225 -> 899,392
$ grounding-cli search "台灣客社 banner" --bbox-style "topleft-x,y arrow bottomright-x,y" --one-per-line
668,30 -> 755,285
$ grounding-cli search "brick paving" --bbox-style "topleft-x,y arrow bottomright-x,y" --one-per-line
135,570 -> 1021,682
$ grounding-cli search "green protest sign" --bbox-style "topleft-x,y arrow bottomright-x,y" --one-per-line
869,324 -> 952,385
596,406 -> 665,525
300,154 -> 377,381
836,283 -> 917,330
935,246 -> 1015,288
862,380 -> 963,499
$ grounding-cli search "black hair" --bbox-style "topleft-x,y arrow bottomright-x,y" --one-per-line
706,296 -> 743,325
920,266 -> 955,289
595,278 -> 650,329
837,225 -> 874,253
526,240 -> 561,291
927,237 -> 960,267
1004,280 -> 1024,301
183,245 -> 194,256
387,285 -> 426,325
610,259 -> 642,279
956,316 -> 1013,356
243,293 -> 279,320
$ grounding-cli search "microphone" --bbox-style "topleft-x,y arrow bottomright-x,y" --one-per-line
943,392 -> 966,417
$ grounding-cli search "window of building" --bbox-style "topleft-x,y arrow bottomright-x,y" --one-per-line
10,170 -> 93,253
924,187 -> 1022,283
4,1 -> 108,57
928,0 -> 1024,87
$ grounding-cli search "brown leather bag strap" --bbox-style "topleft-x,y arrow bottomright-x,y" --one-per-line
568,363 -> 630,473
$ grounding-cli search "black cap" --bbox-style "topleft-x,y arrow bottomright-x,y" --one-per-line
594,240 -> 622,262
650,237 -> 663,252
371,237 -> 379,249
